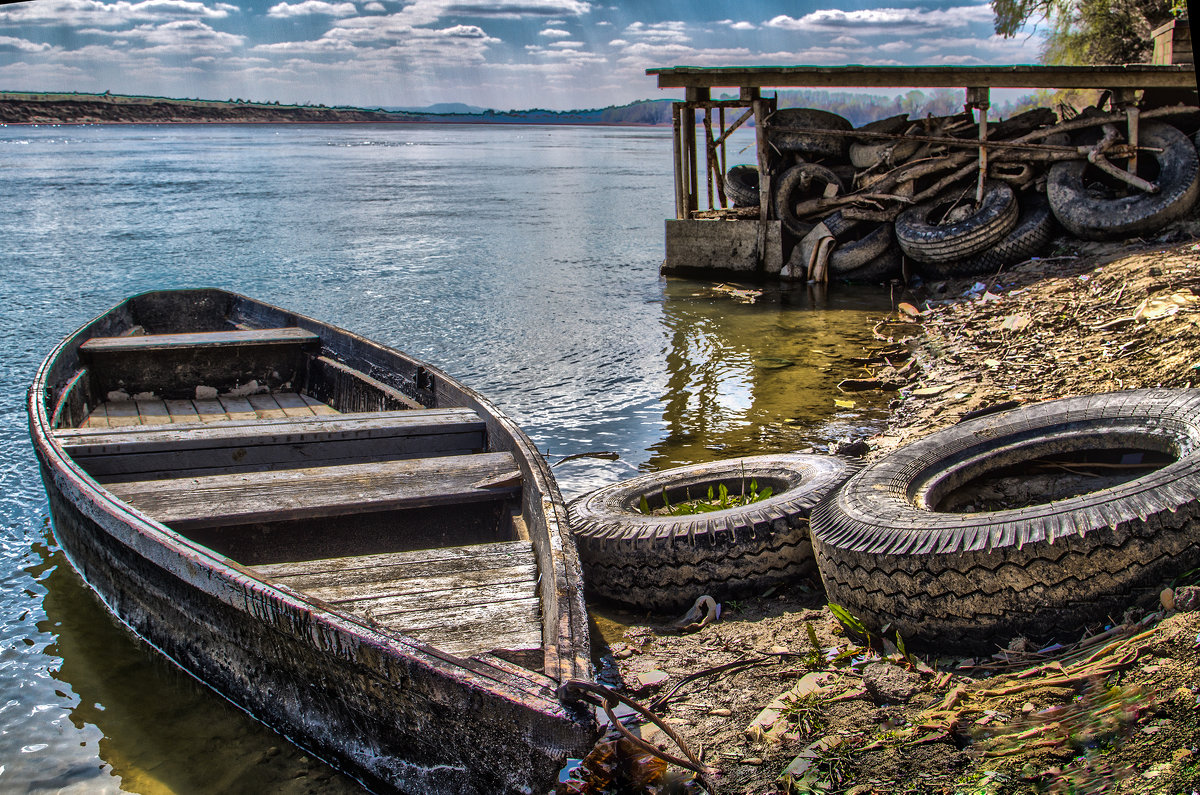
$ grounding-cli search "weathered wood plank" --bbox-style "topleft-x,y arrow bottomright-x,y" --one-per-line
190,399 -> 227,423
382,598 -> 542,658
301,393 -> 340,416
51,368 -> 91,430
285,563 -> 537,604
248,393 -> 288,419
55,409 -> 486,480
382,595 -> 540,632
106,452 -> 521,529
254,539 -> 533,579
218,396 -> 256,421
79,327 -> 319,354
648,64 -> 1197,90
360,582 -> 538,620
81,402 -> 109,428
273,392 -> 317,418
255,541 -> 542,658
164,399 -> 200,423
135,399 -> 172,425
105,401 -> 140,427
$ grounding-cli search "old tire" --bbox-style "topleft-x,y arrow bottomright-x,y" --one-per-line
829,221 -> 894,275
766,108 -> 853,160
917,193 -> 1055,279
1047,122 -> 1200,240
835,245 -> 903,283
895,180 -> 1018,264
775,164 -> 845,237
849,114 -> 920,169
569,454 -> 856,612
811,389 -> 1200,653
726,164 -> 760,207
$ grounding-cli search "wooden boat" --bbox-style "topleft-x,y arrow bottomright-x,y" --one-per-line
27,288 -> 596,794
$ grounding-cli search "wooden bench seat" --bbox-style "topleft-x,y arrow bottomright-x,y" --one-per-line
105,451 -> 522,531
78,327 -> 321,399
254,541 -> 542,659
58,407 -> 486,481
79,327 -> 319,354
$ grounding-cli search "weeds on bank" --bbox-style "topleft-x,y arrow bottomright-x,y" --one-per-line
967,682 -> 1151,793
638,479 -> 773,516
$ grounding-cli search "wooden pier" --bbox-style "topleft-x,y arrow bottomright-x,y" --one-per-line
648,59 -> 1198,280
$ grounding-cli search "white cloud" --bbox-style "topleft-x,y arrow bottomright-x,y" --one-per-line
380,0 -> 590,25
254,20 -> 499,65
726,21 -> 756,31
0,36 -> 54,52
914,33 -> 1042,60
362,1 -> 385,9
122,19 -> 245,51
540,27 -> 571,38
0,0 -> 236,27
268,1 -> 358,19
549,39 -> 582,48
623,21 -> 688,44
830,35 -> 861,45
766,5 -> 993,35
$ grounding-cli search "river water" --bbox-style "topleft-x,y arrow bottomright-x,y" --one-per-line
0,123 -> 894,792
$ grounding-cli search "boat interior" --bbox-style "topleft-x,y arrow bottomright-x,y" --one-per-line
46,299 -> 545,665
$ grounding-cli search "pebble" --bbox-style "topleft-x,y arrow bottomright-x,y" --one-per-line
613,649 -> 633,660
1173,748 -> 1193,764
862,662 -> 923,705
741,757 -> 763,766
1021,702 -> 1035,715
710,708 -> 732,717
635,670 -> 669,689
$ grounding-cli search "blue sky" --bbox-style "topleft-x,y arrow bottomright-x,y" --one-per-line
0,0 -> 1046,110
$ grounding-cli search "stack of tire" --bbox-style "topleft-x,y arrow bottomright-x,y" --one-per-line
732,105 -> 1200,283
568,389 -> 1200,653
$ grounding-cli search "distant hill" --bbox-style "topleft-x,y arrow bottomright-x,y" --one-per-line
380,102 -> 490,114
0,90 -> 1038,127
0,91 -> 677,126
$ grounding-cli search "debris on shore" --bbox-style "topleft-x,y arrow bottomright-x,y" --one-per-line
591,229 -> 1200,795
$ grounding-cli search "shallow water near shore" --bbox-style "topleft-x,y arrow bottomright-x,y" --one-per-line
0,123 -> 894,791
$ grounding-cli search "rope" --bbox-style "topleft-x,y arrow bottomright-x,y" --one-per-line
559,679 -> 715,790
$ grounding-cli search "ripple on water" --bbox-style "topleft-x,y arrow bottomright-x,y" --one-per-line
0,123 -> 895,793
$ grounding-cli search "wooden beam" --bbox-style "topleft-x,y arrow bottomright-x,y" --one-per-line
79,327 -> 318,354
648,64 -> 1196,90
107,451 -> 521,530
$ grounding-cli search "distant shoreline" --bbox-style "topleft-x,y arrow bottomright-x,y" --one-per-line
0,91 -> 675,126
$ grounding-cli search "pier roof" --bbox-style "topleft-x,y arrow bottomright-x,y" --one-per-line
647,64 -> 1196,91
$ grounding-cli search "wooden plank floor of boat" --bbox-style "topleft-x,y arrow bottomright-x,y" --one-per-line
72,391 -> 543,661
79,392 -> 338,427
254,542 -> 542,660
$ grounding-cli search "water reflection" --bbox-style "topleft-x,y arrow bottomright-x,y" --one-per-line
648,279 -> 896,470
35,542 -> 360,794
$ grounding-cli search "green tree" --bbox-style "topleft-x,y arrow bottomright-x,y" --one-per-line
990,0 -> 1176,64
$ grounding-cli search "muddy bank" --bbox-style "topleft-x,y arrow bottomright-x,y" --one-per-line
0,96 -> 406,124
590,232 -> 1200,795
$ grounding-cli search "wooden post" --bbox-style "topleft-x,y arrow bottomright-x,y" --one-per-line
672,102 -> 685,220
703,109 -> 715,210
684,87 -> 709,219
719,106 -> 727,207
966,86 -> 989,205
1111,88 -> 1140,177
745,87 -> 770,271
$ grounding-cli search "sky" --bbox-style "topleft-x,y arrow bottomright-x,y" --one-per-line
0,0 -> 1047,110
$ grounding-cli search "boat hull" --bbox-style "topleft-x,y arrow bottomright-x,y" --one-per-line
29,289 -> 595,794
